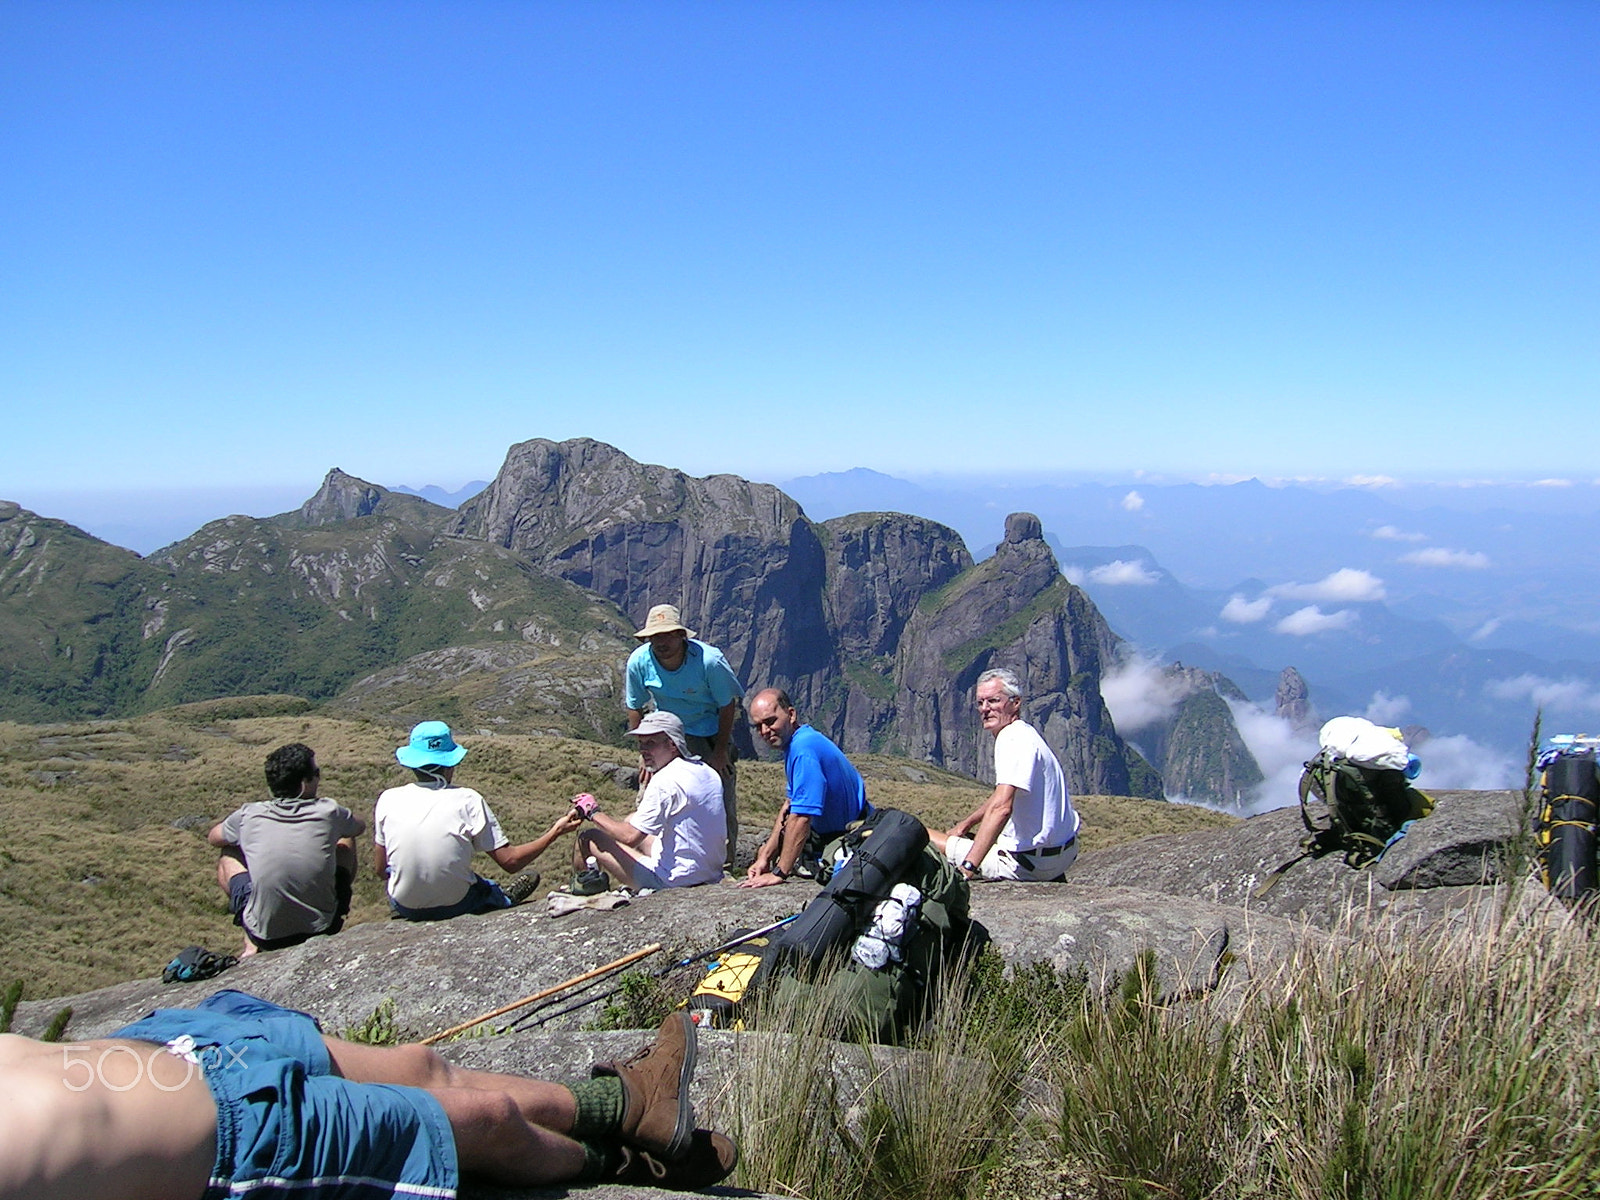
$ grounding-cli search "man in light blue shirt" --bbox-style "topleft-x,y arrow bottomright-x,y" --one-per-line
625,604 -> 745,866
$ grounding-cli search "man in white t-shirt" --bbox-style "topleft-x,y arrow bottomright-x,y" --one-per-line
926,667 -> 1081,882
375,721 -> 581,920
572,711 -> 726,891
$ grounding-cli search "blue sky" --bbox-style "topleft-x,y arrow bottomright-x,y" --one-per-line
5,1 -> 1596,522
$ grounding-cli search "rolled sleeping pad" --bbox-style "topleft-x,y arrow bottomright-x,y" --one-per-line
1539,751 -> 1599,902
764,808 -> 930,972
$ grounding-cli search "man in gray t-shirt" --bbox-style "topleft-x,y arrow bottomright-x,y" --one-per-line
208,743 -> 365,955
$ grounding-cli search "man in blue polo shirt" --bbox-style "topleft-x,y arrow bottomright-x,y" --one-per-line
625,604 -> 746,868
739,687 -> 872,887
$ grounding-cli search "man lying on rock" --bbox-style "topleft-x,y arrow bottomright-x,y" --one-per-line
925,667 -> 1082,882
375,720 -> 580,919
0,988 -> 737,1198
571,710 -> 728,891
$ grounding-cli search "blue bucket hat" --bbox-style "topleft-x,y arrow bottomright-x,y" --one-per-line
396,720 -> 468,769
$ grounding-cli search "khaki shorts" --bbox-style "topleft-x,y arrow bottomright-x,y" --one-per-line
944,836 -> 1079,881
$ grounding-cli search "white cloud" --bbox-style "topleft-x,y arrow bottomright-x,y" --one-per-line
1370,525 -> 1426,543
1099,655 -> 1192,735
1485,674 -> 1600,714
1468,618 -> 1501,642
1271,568 -> 1386,603
1531,478 -> 1574,488
1087,560 -> 1160,586
1401,547 -> 1490,569
1364,691 -> 1412,724
1227,700 -> 1319,814
1121,490 -> 1144,512
1220,594 -> 1273,624
1345,475 -> 1400,488
1413,735 -> 1519,789
1275,605 -> 1357,636
1060,564 -> 1086,586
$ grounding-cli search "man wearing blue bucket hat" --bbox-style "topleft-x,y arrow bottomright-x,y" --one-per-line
374,721 -> 581,920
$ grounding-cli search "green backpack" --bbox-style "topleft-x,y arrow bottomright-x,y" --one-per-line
1298,749 -> 1435,868
1255,751 -> 1434,897
767,845 -> 973,1044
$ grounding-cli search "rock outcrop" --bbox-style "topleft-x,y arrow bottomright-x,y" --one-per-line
454,438 -> 840,717
1069,788 -> 1528,930
1275,665 -> 1315,729
272,468 -> 453,530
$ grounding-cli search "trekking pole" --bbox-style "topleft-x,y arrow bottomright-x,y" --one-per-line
420,943 -> 663,1045
507,913 -> 803,1031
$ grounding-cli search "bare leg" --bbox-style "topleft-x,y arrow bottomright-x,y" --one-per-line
321,1038 -> 578,1133
927,829 -> 951,853
430,1087 -> 588,1187
215,850 -> 256,958
335,838 -> 357,877
575,829 -> 642,889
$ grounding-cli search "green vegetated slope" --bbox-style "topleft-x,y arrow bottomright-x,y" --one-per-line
0,702 -> 1234,998
0,499 -> 638,732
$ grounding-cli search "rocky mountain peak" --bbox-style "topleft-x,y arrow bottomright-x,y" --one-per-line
1004,511 -> 1044,544
276,469 -> 449,532
1275,666 -> 1315,730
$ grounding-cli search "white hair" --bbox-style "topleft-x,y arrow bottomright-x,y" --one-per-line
976,667 -> 1023,700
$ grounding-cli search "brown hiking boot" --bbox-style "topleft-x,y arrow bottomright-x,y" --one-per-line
592,1011 -> 696,1159
504,871 -> 540,905
611,1130 -> 739,1190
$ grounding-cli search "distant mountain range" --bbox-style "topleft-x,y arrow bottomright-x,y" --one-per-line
9,449 -> 1581,807
781,469 -> 1600,766
0,444 -> 1175,802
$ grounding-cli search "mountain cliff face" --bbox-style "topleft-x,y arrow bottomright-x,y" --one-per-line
877,513 -> 1160,796
453,438 -> 838,714
1123,662 -> 1263,808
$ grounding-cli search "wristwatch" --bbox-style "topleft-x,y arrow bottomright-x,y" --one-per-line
771,866 -> 789,880
959,859 -> 979,874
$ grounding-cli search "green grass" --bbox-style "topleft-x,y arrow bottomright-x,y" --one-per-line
726,910 -> 1600,1200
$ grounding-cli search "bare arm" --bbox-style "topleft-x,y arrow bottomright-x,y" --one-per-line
581,809 -> 649,852
958,784 -> 1017,878
489,811 -> 584,873
373,843 -> 389,880
205,823 -> 234,849
740,809 -> 810,888
705,700 -> 738,775
747,804 -> 788,877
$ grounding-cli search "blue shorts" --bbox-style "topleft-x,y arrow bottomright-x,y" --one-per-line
113,990 -> 458,1198
389,874 -> 512,922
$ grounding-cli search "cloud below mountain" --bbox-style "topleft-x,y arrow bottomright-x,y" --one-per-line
1275,605 -> 1357,636
1370,524 -> 1426,542
1086,560 -> 1160,586
1270,568 -> 1386,603
1099,654 -> 1190,735
1402,547 -> 1491,568
1220,595 -> 1273,624
1486,674 -> 1600,714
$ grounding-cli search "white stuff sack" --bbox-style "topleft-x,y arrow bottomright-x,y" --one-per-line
1317,716 -> 1411,771
851,883 -> 924,970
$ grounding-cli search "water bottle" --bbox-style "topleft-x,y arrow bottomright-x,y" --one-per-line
572,855 -> 608,896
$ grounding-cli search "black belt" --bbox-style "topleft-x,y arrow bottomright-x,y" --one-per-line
1008,835 -> 1077,872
